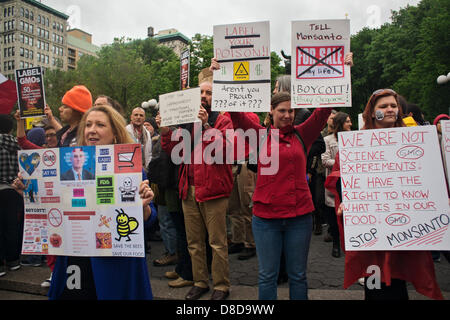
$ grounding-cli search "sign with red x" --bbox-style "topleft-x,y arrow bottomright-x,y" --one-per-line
291,20 -> 351,109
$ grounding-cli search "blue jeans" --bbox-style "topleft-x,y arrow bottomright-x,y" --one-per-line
157,205 -> 177,255
252,214 -> 312,300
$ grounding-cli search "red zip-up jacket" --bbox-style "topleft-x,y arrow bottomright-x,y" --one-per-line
161,114 -> 234,202
230,108 -> 331,219
325,152 -> 443,300
223,112 -> 260,161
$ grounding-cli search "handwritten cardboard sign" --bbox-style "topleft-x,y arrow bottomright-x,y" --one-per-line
440,120 -> 450,186
212,21 -> 271,112
15,66 -> 46,118
291,20 -> 351,109
19,144 -> 145,257
159,87 -> 201,127
338,126 -> 450,251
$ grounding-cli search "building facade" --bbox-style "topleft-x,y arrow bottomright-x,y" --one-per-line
67,28 -> 100,70
0,0 -> 68,79
151,28 -> 189,58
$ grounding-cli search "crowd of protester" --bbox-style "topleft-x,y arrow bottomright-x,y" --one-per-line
0,51 -> 449,301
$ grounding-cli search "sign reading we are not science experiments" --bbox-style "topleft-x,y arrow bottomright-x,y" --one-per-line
292,20 -> 351,109
19,144 -> 146,257
338,126 -> 450,251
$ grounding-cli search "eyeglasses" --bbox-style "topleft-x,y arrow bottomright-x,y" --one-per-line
45,133 -> 57,138
372,88 -> 397,96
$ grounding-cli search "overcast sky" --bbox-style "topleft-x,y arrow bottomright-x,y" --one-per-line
42,0 -> 421,55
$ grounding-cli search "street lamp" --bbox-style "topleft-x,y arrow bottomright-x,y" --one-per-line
437,72 -> 450,85
437,72 -> 450,115
141,98 -> 158,110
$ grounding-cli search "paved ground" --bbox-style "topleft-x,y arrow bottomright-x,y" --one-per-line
0,230 -> 449,300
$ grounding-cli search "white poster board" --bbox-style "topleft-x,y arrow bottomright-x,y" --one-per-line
212,21 -> 271,112
19,144 -> 145,257
159,87 -> 201,127
291,20 -> 351,109
338,126 -> 450,251
440,120 -> 450,186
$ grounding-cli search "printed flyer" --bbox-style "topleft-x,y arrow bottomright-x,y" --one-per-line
19,144 -> 145,257
15,66 -> 46,118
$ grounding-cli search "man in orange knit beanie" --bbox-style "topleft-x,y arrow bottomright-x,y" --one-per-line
51,85 -> 92,147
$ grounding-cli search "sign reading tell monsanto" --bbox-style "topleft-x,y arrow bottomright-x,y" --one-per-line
291,20 -> 352,109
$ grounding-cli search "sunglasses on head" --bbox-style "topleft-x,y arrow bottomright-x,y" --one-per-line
372,88 -> 397,96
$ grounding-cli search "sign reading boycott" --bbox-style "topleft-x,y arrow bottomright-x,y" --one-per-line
338,126 -> 450,251
291,20 -> 351,109
15,66 -> 46,118
159,87 -> 201,127
212,21 -> 271,112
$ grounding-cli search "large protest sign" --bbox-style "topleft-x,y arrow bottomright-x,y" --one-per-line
19,144 -> 145,257
338,126 -> 450,251
15,66 -> 46,118
159,87 -> 201,127
180,49 -> 190,90
291,20 -> 351,109
212,21 -> 271,112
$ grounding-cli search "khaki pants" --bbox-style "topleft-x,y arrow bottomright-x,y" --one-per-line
227,163 -> 256,248
182,186 -> 230,291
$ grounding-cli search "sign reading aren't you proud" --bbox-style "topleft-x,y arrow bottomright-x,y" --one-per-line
212,21 -> 271,113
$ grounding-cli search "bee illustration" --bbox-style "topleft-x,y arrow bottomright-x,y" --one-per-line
115,209 -> 139,242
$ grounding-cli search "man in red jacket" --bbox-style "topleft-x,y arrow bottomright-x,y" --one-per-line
225,112 -> 259,260
158,69 -> 233,300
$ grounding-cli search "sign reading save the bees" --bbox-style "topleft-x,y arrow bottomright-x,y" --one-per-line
18,144 -> 146,257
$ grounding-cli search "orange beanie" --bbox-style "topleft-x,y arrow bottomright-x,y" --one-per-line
62,85 -> 92,113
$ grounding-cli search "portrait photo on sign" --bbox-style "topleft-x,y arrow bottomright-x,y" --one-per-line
60,146 -> 96,181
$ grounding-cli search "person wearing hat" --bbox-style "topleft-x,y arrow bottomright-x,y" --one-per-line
144,117 -> 158,138
55,85 -> 92,147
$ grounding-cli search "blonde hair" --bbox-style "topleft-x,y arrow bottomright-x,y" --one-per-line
77,104 -> 134,145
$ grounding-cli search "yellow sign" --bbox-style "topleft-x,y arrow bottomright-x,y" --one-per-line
402,116 -> 417,127
26,117 -> 44,130
234,62 -> 250,81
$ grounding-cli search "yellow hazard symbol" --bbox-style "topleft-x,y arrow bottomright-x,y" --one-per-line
234,62 -> 250,81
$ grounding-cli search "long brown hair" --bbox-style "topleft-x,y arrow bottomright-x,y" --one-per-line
333,112 -> 350,138
362,89 -> 405,130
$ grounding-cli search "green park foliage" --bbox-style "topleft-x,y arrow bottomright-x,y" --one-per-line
43,0 -> 448,125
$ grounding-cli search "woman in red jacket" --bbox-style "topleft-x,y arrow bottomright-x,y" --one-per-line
325,89 -> 443,300
230,92 -> 331,300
